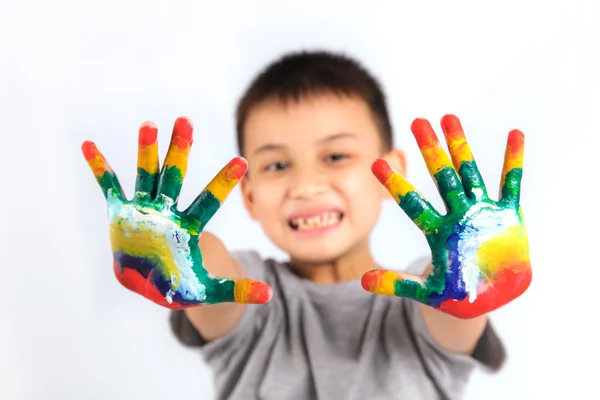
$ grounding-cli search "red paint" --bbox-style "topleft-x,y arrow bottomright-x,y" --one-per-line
506,129 -> 525,158
225,157 -> 249,180
171,116 -> 194,148
440,114 -> 464,141
360,269 -> 386,292
438,264 -> 532,319
114,260 -> 187,309
371,158 -> 393,185
81,141 -> 100,161
245,281 -> 273,304
138,122 -> 158,146
411,118 -> 440,149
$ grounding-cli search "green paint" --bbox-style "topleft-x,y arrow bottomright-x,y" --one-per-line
184,190 -> 222,229
397,192 -> 442,234
458,161 -> 488,200
187,236 -> 236,303
157,165 -> 184,202
206,278 -> 236,304
392,245 -> 448,302
97,171 -> 124,200
135,168 -> 158,196
433,167 -> 469,212
392,187 -> 467,302
500,168 -> 522,208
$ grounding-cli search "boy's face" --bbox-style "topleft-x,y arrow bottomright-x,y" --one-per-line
241,93 -> 405,264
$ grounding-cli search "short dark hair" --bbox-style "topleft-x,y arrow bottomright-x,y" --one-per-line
235,50 -> 393,156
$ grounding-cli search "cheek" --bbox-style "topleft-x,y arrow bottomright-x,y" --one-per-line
252,181 -> 285,215
338,165 -> 380,195
337,168 -> 383,213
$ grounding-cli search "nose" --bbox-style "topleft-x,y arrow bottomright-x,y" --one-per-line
288,168 -> 329,200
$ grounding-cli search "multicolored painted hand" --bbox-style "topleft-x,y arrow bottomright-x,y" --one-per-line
82,117 -> 272,309
362,114 -> 531,319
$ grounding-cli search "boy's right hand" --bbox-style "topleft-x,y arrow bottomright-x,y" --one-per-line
81,117 -> 272,309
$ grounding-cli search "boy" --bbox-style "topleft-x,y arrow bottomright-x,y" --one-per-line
83,50 -> 531,399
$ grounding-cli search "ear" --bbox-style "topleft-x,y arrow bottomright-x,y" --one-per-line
240,176 -> 258,220
378,147 -> 407,200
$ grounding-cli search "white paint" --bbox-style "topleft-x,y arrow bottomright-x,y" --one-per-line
471,187 -> 485,201
106,190 -> 206,303
455,202 -> 519,302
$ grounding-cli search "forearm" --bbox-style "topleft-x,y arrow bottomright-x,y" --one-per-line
185,231 -> 247,341
419,303 -> 488,355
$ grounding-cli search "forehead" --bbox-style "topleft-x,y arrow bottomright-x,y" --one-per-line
243,93 -> 382,154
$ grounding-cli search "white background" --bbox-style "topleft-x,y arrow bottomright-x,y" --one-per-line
1,0 -> 598,399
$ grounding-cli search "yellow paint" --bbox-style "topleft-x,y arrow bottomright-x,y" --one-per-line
476,223 -> 530,281
420,145 -> 453,176
137,143 -> 159,174
109,218 -> 180,290
501,144 -> 524,187
86,154 -> 111,178
204,167 -> 241,203
384,172 -> 415,202
234,279 -> 258,303
164,145 -> 190,177
446,137 -> 474,169
369,271 -> 400,296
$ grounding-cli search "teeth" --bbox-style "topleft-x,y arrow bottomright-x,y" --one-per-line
290,212 -> 342,230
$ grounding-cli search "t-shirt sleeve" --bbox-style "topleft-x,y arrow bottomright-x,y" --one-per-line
402,297 -> 507,398
169,250 -> 271,359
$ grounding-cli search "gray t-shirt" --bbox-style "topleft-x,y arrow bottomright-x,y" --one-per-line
170,250 -> 506,400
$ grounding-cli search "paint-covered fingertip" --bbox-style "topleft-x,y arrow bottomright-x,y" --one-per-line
172,116 -> 194,146
234,279 -> 273,304
139,122 -> 158,146
506,129 -> 525,162
360,270 -> 381,292
440,114 -> 463,135
410,117 -> 429,132
361,270 -> 397,296
507,129 -> 525,148
371,158 -> 393,184
410,118 -> 438,148
226,157 -> 248,180
81,141 -> 99,160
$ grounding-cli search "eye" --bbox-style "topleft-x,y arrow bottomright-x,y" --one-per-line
265,161 -> 289,171
325,152 -> 349,162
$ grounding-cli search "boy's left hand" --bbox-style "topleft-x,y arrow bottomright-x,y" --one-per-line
362,114 -> 531,319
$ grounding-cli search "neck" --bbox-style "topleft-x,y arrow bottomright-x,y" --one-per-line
287,240 -> 378,284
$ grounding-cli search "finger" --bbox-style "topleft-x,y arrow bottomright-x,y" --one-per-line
411,118 -> 469,213
183,157 -> 248,229
204,276 -> 273,305
371,159 -> 442,234
134,121 -> 160,198
82,141 -> 125,200
156,117 -> 194,203
361,269 -> 432,304
440,114 -> 488,201
499,129 -> 524,208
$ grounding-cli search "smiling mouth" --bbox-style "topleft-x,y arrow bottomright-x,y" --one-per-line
288,212 -> 344,231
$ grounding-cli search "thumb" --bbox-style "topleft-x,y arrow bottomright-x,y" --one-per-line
204,276 -> 273,305
361,269 -> 426,297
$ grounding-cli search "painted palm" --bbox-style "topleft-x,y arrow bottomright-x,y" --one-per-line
362,115 -> 531,319
82,117 -> 272,309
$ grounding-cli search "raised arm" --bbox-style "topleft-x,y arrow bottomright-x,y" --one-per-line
82,117 -> 272,340
363,114 -> 531,353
